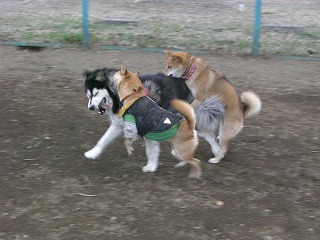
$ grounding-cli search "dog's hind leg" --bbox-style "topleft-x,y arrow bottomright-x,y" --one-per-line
170,143 -> 188,168
84,124 -> 123,160
198,132 -> 221,161
143,138 -> 160,172
208,119 -> 243,163
172,138 -> 202,178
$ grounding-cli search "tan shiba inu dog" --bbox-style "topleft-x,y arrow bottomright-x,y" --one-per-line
115,65 -> 202,178
163,50 -> 262,164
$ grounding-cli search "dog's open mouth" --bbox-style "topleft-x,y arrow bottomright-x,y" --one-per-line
98,97 -> 111,115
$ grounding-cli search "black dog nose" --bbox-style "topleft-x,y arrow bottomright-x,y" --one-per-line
89,105 -> 95,111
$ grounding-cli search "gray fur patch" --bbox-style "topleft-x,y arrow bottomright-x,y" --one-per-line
143,80 -> 161,103
195,97 -> 224,133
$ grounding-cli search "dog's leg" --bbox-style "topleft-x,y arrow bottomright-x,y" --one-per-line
174,160 -> 188,168
142,138 -> 160,173
170,143 -> 187,168
174,146 -> 202,178
84,124 -> 123,160
124,138 -> 135,156
171,133 -> 202,178
209,120 -> 243,163
198,132 -> 222,163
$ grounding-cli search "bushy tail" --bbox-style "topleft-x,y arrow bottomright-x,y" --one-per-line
194,97 -> 224,133
241,91 -> 262,118
170,99 -> 196,130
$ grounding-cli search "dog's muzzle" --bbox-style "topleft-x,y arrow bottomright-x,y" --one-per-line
88,97 -> 108,116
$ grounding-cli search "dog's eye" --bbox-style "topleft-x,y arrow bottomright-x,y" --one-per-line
93,91 -> 100,97
168,66 -> 172,70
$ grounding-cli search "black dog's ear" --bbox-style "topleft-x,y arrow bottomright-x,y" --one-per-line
83,70 -> 93,78
95,70 -> 105,81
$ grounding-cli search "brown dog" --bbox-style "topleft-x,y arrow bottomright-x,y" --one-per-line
115,65 -> 202,178
163,50 -> 262,163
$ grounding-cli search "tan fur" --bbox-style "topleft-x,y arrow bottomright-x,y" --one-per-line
170,99 -> 195,130
163,51 -> 262,163
116,65 -> 202,178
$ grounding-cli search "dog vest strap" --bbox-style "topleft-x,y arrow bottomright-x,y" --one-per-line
117,98 -> 140,118
118,88 -> 149,118
181,61 -> 196,81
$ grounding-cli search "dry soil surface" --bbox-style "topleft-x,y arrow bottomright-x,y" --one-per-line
0,45 -> 319,240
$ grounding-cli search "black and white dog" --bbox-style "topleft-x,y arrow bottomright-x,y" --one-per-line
84,68 -> 224,172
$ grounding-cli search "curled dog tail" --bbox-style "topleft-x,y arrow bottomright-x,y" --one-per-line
170,99 -> 196,130
241,91 -> 262,118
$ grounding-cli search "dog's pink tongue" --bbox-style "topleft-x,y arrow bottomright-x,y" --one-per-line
99,102 -> 111,110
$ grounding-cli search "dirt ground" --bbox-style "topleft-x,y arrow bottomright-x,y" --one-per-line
0,45 -> 319,240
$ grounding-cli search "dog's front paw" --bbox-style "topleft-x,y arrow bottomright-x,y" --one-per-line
84,147 -> 102,160
142,164 -> 157,173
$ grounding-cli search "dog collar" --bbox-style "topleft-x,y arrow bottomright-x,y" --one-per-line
181,61 -> 196,81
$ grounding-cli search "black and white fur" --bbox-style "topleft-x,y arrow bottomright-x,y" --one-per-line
83,68 -> 224,172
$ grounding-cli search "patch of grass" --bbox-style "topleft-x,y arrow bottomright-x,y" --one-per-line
226,23 -> 243,31
21,31 -> 102,44
135,34 -> 156,47
5,14 -> 318,57
166,23 -> 185,33
39,19 -> 80,30
61,33 -> 83,43
265,41 -> 308,56
91,21 -> 128,32
18,18 -> 88,44
236,39 -> 251,50
39,32 -> 82,43
298,31 -> 319,38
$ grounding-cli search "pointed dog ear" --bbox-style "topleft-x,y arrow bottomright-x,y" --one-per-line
164,50 -> 182,63
175,56 -> 181,63
171,54 -> 182,63
164,50 -> 173,57
83,70 -> 93,78
134,71 -> 141,78
95,71 -> 105,81
120,64 -> 127,75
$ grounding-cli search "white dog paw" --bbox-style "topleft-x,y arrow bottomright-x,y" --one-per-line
174,161 -> 187,168
84,148 -> 101,160
208,157 -> 222,164
142,164 -> 157,173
